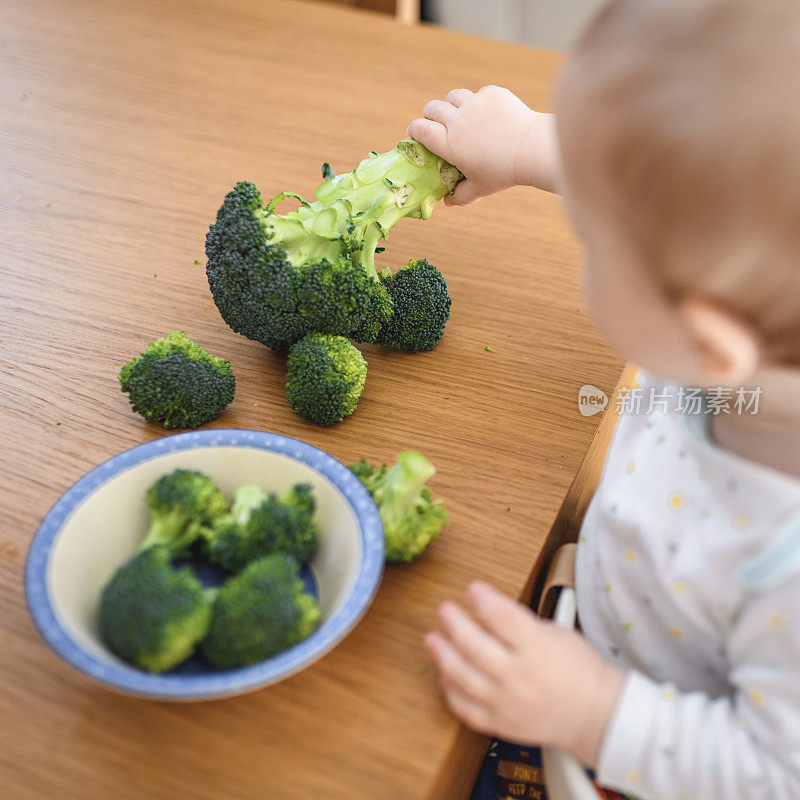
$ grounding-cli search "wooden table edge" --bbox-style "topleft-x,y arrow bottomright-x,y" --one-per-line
424,362 -> 636,799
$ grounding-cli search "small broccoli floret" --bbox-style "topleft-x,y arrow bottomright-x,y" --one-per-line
205,140 -> 460,350
374,259 -> 452,352
201,553 -> 321,668
350,450 -> 449,562
143,469 -> 229,555
205,483 -> 319,571
98,546 -> 212,672
118,331 -> 235,429
286,334 -> 367,426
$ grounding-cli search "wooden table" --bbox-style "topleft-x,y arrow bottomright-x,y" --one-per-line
0,1 -> 623,797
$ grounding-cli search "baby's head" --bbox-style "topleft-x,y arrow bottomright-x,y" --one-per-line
555,0 -> 800,389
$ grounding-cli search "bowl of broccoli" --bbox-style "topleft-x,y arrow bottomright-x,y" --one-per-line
24,430 -> 384,700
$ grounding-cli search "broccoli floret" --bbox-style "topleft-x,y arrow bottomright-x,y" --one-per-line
98,546 -> 212,672
201,553 -> 321,668
286,334 -> 367,426
119,331 -> 235,429
143,469 -> 230,555
205,483 -> 319,571
205,140 -> 460,350
376,259 -> 452,352
349,459 -> 386,495
350,450 -> 449,562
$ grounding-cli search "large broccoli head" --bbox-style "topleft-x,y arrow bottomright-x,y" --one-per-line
143,469 -> 230,554
205,483 -> 319,571
286,333 -> 367,426
351,450 -> 449,562
118,331 -> 235,429
98,546 -> 212,672
205,140 -> 460,350
201,553 -> 321,668
376,259 -> 452,352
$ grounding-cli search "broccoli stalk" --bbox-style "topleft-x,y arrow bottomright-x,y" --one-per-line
205,140 -> 460,350
304,140 -> 460,279
228,484 -> 265,524
141,507 -> 203,554
351,450 -> 449,562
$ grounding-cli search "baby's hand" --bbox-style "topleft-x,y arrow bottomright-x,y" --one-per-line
425,582 -> 625,767
407,86 -> 559,204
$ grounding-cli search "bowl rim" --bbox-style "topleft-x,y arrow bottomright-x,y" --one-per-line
24,429 -> 384,700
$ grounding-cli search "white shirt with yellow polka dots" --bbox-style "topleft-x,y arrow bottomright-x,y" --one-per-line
577,373 -> 800,800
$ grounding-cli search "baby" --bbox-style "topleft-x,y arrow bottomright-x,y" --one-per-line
410,1 -> 800,798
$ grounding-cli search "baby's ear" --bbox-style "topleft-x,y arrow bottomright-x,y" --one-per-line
678,297 -> 761,386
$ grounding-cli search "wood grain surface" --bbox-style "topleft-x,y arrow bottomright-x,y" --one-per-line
0,1 -> 623,798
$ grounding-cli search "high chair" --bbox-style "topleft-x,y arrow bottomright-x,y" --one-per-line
535,544 -> 604,800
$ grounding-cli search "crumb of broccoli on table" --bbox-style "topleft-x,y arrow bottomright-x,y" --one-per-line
118,331 -> 235,429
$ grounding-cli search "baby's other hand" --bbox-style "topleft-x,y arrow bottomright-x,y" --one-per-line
425,581 -> 625,768
407,86 -> 557,204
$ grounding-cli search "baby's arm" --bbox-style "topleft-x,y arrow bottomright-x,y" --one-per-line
595,576 -> 800,800
407,86 -> 561,204
428,581 -> 800,800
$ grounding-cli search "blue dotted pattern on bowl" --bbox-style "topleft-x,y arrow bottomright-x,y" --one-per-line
24,429 -> 384,701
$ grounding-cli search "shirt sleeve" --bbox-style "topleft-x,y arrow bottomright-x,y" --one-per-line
595,576 -> 800,800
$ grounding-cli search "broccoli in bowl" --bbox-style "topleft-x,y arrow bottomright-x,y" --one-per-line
96,470 -> 321,673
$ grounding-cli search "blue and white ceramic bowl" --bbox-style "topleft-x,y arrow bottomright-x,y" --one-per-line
25,430 -> 384,701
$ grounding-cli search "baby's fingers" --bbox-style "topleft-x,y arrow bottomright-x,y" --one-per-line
423,99 -> 457,125
439,683 -> 494,734
445,88 -> 474,107
446,179 -> 482,206
407,118 -> 449,160
425,631 -> 494,700
468,581 -> 541,648
438,601 -> 509,678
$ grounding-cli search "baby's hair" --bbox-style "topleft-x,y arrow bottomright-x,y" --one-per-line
558,0 -> 800,363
